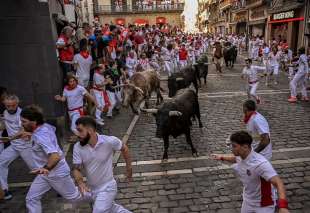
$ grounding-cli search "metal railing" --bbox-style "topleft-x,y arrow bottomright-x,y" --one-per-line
94,3 -> 184,14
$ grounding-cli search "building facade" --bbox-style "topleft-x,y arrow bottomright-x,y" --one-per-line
200,0 -> 307,52
92,0 -> 185,26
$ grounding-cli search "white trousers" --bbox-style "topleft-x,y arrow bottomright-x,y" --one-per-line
164,61 -> 174,77
78,77 -> 89,88
127,69 -> 134,78
92,89 -> 107,120
241,201 -> 275,213
179,60 -> 187,68
26,174 -> 89,213
0,145 -> 35,190
68,109 -> 83,134
247,82 -> 259,98
269,64 -> 279,75
290,71 -> 308,97
91,180 -> 131,213
107,90 -> 122,117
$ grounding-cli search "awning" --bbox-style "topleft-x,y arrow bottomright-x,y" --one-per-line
134,19 -> 149,26
156,17 -> 166,24
115,18 -> 125,25
269,17 -> 304,24
248,19 -> 266,26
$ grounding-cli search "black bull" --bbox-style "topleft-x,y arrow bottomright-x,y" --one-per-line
141,88 -> 203,160
223,46 -> 237,68
167,66 -> 199,97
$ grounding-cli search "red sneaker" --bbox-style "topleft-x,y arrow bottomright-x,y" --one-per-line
301,96 -> 309,102
288,96 -> 297,103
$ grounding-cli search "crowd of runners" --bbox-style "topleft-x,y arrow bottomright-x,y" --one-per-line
0,21 -> 309,213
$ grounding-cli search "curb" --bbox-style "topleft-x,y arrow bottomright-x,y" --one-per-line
112,101 -> 145,167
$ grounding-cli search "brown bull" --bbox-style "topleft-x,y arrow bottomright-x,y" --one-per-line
120,70 -> 164,114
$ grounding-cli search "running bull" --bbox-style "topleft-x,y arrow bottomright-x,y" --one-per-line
193,53 -> 209,86
168,65 -> 199,97
141,88 -> 203,160
118,70 -> 163,114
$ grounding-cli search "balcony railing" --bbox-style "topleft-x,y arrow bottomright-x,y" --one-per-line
231,0 -> 246,11
219,0 -> 233,10
94,3 -> 184,14
246,0 -> 264,8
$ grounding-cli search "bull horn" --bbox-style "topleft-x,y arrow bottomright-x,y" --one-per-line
113,84 -> 126,89
169,111 -> 182,117
128,84 -> 144,95
176,77 -> 184,81
140,108 -> 158,114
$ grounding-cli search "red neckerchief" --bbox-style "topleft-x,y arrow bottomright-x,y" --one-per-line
80,50 -> 89,59
65,85 -> 77,91
244,111 -> 257,124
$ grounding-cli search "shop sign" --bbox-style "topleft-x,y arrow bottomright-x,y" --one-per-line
272,11 -> 295,21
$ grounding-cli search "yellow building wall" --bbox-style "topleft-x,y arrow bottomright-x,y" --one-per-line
98,12 -> 183,26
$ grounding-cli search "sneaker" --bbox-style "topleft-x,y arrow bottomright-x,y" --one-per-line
288,96 -> 297,103
301,96 -> 309,102
95,119 -> 105,126
4,190 -> 12,200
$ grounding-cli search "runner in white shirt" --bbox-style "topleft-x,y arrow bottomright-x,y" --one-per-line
288,47 -> 309,103
161,44 -> 175,76
125,51 -> 137,78
211,131 -> 289,213
55,75 -> 99,135
72,116 -> 132,213
268,47 -> 281,85
19,105 -> 90,213
243,100 -> 272,160
73,39 -> 93,88
242,58 -> 266,104
0,95 -> 35,200
91,65 -> 112,126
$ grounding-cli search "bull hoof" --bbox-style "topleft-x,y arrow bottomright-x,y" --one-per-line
161,158 -> 168,163
163,153 -> 168,161
192,151 -> 199,158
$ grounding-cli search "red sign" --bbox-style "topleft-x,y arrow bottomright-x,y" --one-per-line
115,18 -> 125,25
134,19 -> 149,26
156,17 -> 166,24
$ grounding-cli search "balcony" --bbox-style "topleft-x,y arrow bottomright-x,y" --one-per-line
94,3 -> 184,15
246,0 -> 264,9
231,0 -> 246,12
219,0 -> 233,11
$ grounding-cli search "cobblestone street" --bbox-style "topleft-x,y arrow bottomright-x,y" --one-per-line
1,55 -> 310,213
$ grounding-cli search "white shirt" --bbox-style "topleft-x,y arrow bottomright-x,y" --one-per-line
63,85 -> 87,110
93,72 -> 105,89
268,51 -> 281,65
233,150 -> 277,207
3,107 -> 31,150
126,57 -> 137,70
242,65 -> 266,83
74,53 -> 92,80
297,54 -> 309,74
31,123 -> 70,177
246,112 -> 272,160
73,135 -> 123,190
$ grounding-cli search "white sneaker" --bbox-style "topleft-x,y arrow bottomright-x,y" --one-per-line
96,119 -> 105,126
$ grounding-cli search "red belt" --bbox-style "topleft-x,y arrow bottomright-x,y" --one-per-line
249,80 -> 258,84
68,106 -> 85,116
92,89 -> 111,109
